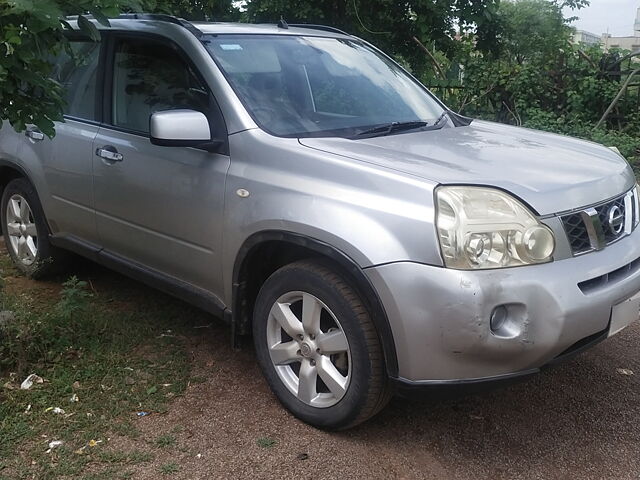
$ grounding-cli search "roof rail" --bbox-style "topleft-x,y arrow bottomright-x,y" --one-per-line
66,13 -> 203,38
287,24 -> 350,36
116,13 -> 203,38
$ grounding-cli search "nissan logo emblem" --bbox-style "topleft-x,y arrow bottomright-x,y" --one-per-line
608,205 -> 625,235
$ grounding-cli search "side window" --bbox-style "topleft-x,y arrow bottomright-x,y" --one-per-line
111,37 -> 210,134
52,40 -> 100,120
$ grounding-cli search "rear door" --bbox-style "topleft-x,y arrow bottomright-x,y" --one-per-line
16,37 -> 102,244
92,33 -> 230,295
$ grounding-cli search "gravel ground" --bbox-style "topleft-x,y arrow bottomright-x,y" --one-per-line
111,308 -> 640,480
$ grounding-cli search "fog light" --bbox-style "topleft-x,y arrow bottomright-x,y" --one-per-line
490,305 -> 508,333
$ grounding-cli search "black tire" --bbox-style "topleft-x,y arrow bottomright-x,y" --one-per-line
1,178 -> 66,278
253,259 -> 390,430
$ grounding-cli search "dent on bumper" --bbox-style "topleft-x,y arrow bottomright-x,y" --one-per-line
365,227 -> 640,382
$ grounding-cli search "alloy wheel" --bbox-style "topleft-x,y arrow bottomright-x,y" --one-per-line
266,291 -> 351,408
6,194 -> 38,266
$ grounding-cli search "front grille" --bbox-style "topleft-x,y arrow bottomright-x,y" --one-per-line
563,213 -> 591,254
560,189 -> 637,256
597,196 -> 626,244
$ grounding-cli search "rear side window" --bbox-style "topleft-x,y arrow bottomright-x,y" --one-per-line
111,37 -> 209,134
52,41 -> 100,120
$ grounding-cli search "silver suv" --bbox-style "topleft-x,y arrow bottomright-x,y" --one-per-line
1,14 -> 639,430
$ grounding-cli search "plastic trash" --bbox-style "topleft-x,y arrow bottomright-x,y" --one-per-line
616,368 -> 634,376
46,440 -> 64,453
136,411 -> 151,417
20,373 -> 43,390
45,407 -> 65,415
70,394 -> 79,403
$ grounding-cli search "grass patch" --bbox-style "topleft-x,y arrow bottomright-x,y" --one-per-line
97,450 -> 154,465
0,256 -> 207,479
154,434 -> 177,448
159,462 -> 180,475
256,437 -> 277,448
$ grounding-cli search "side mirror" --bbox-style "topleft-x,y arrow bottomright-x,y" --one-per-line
150,109 -> 213,148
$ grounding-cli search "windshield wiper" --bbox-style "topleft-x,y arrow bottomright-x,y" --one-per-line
354,120 -> 428,138
352,111 -> 449,139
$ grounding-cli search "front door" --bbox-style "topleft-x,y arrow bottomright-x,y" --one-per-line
92,34 -> 230,296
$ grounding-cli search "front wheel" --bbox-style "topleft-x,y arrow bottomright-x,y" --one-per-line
253,259 -> 390,429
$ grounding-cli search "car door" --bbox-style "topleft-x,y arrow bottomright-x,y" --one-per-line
22,37 -> 102,244
92,33 -> 230,296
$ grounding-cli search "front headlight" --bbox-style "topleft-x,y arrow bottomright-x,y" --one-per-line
436,186 -> 555,270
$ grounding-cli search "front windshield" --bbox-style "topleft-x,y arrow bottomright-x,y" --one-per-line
203,34 -> 445,138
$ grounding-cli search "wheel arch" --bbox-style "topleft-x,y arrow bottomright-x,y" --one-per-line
232,230 -> 399,378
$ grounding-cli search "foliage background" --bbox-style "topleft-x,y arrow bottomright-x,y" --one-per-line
0,0 -> 638,166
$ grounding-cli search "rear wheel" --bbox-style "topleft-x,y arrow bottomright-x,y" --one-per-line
1,178 -> 66,278
253,259 -> 390,429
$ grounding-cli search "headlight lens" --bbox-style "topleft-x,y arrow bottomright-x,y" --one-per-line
436,186 -> 555,269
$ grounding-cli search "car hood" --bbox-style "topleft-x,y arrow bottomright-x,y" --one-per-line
298,120 -> 635,215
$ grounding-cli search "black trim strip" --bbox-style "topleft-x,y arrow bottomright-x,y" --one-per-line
392,326 -> 610,398
232,230 -> 399,377
50,234 -> 227,319
391,369 -> 538,398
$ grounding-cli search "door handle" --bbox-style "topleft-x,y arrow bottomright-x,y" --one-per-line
95,146 -> 124,163
25,129 -> 44,141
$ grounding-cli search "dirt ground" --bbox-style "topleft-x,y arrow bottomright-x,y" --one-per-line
103,281 -> 640,480
8,257 -> 640,479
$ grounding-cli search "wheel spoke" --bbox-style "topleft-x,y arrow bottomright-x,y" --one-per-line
25,237 -> 37,260
24,223 -> 37,237
317,356 -> 347,399
17,236 -> 27,259
297,360 -> 317,403
301,292 -> 322,335
272,302 -> 303,338
316,329 -> 348,354
19,199 -> 30,223
8,198 -> 20,222
269,340 -> 300,365
6,222 -> 21,237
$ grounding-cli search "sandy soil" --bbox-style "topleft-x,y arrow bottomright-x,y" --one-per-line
110,310 -> 640,480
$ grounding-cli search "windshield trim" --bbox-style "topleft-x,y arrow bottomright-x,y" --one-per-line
202,33 -> 448,139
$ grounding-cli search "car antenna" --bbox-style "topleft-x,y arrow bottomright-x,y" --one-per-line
277,16 -> 289,29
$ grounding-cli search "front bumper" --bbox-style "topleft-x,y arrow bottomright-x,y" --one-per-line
365,225 -> 640,383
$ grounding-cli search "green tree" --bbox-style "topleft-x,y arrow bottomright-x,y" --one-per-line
0,0 -> 236,137
456,0 -> 594,122
245,0 -> 503,78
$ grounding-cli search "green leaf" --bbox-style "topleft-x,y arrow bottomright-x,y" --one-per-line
89,7 -> 111,27
146,385 -> 158,395
77,15 -> 100,41
127,0 -> 144,13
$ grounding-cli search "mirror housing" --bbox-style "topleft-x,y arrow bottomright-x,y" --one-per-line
150,109 -> 215,148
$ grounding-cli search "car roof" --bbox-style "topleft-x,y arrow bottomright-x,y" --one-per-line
65,15 -> 351,39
